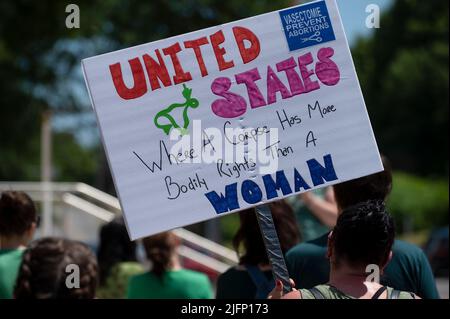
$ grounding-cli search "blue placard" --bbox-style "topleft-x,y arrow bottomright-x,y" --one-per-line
279,1 -> 336,51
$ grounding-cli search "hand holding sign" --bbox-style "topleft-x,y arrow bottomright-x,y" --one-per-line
83,0 -> 383,295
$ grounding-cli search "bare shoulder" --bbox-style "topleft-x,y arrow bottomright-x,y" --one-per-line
281,290 -> 301,299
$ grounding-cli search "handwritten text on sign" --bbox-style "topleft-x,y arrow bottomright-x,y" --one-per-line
82,0 -> 382,240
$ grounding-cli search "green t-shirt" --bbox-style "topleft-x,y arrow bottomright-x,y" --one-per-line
97,261 -> 145,299
0,248 -> 24,299
300,284 -> 416,299
216,267 -> 273,299
286,233 -> 440,299
287,190 -> 330,242
127,269 -> 213,299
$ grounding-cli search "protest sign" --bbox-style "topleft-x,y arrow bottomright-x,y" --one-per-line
82,0 -> 383,240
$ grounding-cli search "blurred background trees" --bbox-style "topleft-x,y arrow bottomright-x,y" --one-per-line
351,0 -> 449,236
0,0 -> 448,240
352,0 -> 449,177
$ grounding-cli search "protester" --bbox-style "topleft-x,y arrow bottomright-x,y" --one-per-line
0,191 -> 39,299
127,231 -> 213,299
270,200 -> 420,299
286,156 -> 440,299
96,217 -> 144,299
216,200 -> 301,299
14,237 -> 98,299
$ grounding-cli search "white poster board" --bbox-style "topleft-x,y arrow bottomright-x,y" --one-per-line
82,0 -> 383,240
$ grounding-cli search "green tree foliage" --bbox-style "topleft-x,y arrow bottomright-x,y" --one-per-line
0,0 -> 98,180
95,0 -> 292,47
52,132 -> 100,184
352,0 -> 449,177
388,172 -> 449,232
0,0 -> 291,182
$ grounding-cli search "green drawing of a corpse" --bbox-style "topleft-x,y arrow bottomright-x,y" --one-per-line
154,84 -> 199,136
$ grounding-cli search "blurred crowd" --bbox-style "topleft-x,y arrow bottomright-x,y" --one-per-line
0,156 -> 442,299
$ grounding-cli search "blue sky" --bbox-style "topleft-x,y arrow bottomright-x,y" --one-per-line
56,0 -> 394,146
337,0 -> 393,46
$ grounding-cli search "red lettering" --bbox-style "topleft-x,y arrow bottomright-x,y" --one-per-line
184,37 -> 210,77
233,26 -> 261,64
109,58 -> 147,100
210,31 -> 235,71
162,43 -> 192,84
142,49 -> 172,91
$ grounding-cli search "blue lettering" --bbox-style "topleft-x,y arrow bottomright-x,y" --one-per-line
204,183 -> 240,214
262,170 -> 293,200
206,154 -> 339,214
294,168 -> 311,191
241,180 -> 263,204
307,154 -> 338,186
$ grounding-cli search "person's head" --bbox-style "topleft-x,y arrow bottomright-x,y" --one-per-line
327,200 -> 395,273
142,231 -> 180,278
97,217 -> 137,285
14,237 -> 98,299
0,191 -> 38,246
233,200 -> 301,266
333,155 -> 392,212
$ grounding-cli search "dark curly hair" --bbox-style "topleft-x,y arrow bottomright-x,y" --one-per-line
333,155 -> 392,210
0,191 -> 37,237
233,200 -> 301,266
97,217 -> 137,285
331,200 -> 395,268
14,237 -> 98,299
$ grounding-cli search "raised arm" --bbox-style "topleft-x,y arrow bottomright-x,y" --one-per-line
299,187 -> 338,228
